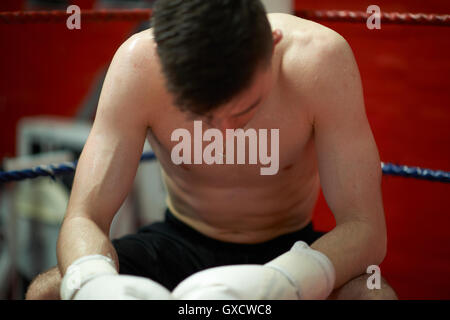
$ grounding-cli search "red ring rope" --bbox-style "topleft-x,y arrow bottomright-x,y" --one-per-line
0,9 -> 449,27
296,9 -> 450,26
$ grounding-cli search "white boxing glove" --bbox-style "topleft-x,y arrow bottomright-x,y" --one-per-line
74,274 -> 173,300
60,255 -> 173,300
172,241 -> 335,300
172,265 -> 296,300
265,241 -> 335,299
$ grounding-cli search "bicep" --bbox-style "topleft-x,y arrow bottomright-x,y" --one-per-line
313,39 -> 384,226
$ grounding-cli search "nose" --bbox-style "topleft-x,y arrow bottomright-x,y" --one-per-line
207,116 -> 233,131
208,111 -> 254,133
216,118 -> 250,134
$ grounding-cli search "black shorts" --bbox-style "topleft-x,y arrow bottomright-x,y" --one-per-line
111,209 -> 326,291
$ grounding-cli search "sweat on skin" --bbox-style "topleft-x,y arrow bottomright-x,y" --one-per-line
171,120 -> 280,175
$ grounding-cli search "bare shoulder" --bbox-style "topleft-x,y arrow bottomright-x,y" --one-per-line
270,13 -> 354,81
100,28 -> 166,126
269,14 -> 361,114
111,28 -> 158,72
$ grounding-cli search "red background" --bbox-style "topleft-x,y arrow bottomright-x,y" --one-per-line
1,0 -> 449,299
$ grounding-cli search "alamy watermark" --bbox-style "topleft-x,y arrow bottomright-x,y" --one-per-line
367,5 -> 382,30
171,121 -> 280,175
66,5 -> 81,30
366,265 -> 382,289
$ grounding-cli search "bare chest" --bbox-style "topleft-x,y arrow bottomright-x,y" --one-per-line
147,96 -> 314,187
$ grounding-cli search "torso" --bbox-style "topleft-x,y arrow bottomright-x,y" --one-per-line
132,13 -> 339,243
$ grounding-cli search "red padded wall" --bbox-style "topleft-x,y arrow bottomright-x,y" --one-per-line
0,18 -> 141,159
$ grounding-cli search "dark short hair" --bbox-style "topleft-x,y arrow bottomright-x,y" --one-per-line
152,0 -> 273,116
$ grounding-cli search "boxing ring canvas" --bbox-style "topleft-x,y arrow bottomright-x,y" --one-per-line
0,0 -> 449,299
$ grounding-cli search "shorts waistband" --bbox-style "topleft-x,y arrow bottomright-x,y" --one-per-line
163,208 -> 317,252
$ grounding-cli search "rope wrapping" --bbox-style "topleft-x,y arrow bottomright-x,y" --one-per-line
0,152 -> 448,183
381,163 -> 450,183
0,9 -> 449,26
296,10 -> 450,26
0,162 -> 77,182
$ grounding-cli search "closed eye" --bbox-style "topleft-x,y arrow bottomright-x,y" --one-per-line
231,97 -> 262,118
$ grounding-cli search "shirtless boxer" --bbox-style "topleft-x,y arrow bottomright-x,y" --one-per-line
26,0 -> 397,300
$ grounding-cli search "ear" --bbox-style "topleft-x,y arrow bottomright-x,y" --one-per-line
272,29 -> 283,47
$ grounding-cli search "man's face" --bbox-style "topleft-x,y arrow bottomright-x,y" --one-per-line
205,65 -> 274,131
202,30 -> 283,131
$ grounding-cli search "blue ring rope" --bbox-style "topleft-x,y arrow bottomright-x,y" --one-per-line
381,163 -> 449,183
0,152 -> 448,183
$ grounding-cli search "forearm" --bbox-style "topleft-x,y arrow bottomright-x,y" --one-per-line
56,215 -> 119,275
310,220 -> 387,289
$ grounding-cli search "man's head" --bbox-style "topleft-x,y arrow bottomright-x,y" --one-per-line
152,0 -> 280,126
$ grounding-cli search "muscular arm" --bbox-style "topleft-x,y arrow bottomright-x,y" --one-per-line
57,33 -> 155,274
307,34 -> 387,288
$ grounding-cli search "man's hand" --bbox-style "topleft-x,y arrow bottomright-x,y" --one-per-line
172,241 -> 335,300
